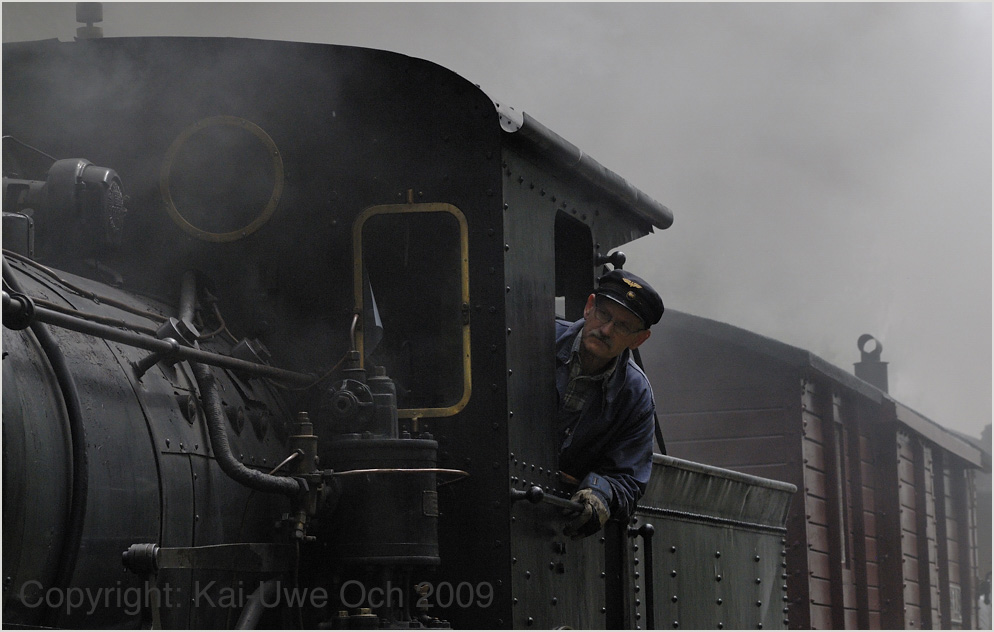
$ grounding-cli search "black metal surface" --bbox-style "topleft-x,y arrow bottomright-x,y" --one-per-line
322,438 -> 441,565
635,457 -> 795,629
496,106 -> 672,231
1,34 -> 813,631
3,260 -> 292,628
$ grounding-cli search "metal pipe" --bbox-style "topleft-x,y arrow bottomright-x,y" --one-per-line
191,360 -> 302,498
2,294 -> 314,386
3,249 -> 166,325
173,271 -> 303,499
3,259 -> 88,627
31,295 -> 158,336
235,579 -> 280,629
178,270 -> 197,324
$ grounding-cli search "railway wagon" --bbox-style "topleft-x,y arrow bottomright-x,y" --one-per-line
640,310 -> 986,629
3,36 -> 797,629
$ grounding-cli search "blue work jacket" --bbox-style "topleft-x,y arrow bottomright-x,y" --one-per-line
555,318 -> 656,521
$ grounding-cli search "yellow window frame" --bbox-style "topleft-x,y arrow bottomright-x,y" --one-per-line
352,202 -> 471,419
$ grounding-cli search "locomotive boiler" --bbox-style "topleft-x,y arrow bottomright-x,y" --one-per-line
3,35 -> 796,629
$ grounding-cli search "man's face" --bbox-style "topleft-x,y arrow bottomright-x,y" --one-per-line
580,294 -> 652,366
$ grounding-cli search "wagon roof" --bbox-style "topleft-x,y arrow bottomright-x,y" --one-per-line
661,309 -> 985,467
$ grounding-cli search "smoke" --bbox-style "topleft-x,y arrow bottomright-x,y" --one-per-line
2,2 -> 989,438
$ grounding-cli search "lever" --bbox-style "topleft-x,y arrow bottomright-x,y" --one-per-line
510,485 -> 584,513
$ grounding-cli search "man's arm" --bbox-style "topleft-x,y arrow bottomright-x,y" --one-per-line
580,405 -> 655,521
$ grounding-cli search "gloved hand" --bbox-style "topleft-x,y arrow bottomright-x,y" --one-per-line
563,488 -> 610,539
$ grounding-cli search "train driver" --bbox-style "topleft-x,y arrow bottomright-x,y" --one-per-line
555,269 -> 664,539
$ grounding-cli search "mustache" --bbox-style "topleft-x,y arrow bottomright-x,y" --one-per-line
590,331 -> 610,344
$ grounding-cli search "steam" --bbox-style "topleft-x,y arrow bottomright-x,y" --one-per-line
2,2 -> 989,438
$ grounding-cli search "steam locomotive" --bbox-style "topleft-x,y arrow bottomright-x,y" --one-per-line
3,36 -> 795,629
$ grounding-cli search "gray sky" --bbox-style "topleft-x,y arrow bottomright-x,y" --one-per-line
3,2 -> 991,440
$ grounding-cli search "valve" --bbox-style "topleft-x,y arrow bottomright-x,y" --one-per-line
2,290 -> 35,330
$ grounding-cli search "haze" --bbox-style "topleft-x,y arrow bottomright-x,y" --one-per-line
3,2 -> 990,440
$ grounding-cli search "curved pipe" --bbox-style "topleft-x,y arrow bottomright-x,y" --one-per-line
191,360 -> 303,498
3,257 -> 88,627
235,578 -> 280,629
179,269 -> 301,498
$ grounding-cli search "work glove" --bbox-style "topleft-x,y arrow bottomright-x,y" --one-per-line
563,488 -> 610,539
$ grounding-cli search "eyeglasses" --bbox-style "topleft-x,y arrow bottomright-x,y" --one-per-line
590,301 -> 645,336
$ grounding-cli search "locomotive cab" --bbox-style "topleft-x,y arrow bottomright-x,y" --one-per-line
3,36 -> 794,629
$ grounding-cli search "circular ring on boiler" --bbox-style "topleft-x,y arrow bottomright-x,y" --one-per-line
160,115 -> 284,243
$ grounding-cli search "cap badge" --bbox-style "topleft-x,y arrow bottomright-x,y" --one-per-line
627,291 -> 636,299
622,278 -> 643,289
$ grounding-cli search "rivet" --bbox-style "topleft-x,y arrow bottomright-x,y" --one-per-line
717,598 -> 723,605
715,551 -> 721,558
671,570 -> 677,577
716,574 -> 722,582
756,600 -> 763,607
671,595 -> 678,603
